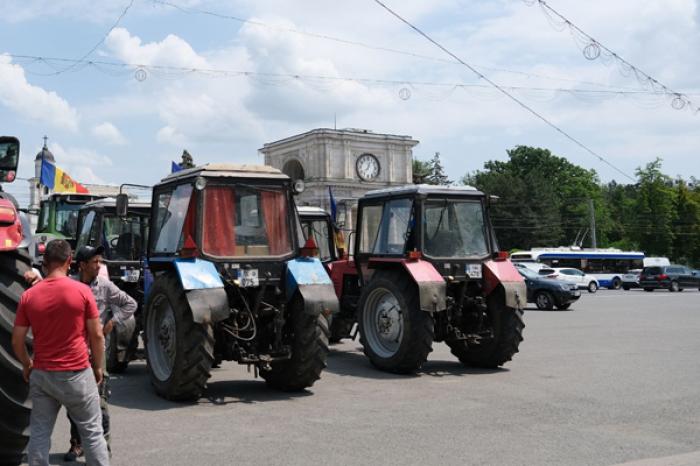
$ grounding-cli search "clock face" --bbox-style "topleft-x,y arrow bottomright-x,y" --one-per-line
356,154 -> 380,181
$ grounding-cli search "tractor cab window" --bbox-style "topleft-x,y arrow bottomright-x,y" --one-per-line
302,217 -> 333,262
202,185 -> 292,257
152,184 -> 193,254
76,210 -> 96,250
359,198 -> 413,255
423,199 -> 488,258
37,201 -> 51,231
102,215 -> 148,260
55,202 -> 81,238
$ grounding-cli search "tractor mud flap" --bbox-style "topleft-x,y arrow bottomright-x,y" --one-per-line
401,260 -> 446,313
483,260 -> 526,309
175,259 -> 229,324
186,288 -> 229,324
286,257 -> 339,316
297,284 -> 340,316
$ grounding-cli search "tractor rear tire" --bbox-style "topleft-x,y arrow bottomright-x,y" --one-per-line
447,289 -> 525,368
0,248 -> 32,466
144,274 -> 214,401
357,271 -> 434,374
261,295 -> 330,391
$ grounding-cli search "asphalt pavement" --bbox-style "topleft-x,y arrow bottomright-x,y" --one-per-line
26,289 -> 700,466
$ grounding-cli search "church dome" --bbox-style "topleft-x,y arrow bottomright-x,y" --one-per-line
35,136 -> 55,163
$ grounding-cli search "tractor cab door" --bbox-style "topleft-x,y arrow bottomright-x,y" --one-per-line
354,196 -> 415,282
300,214 -> 338,264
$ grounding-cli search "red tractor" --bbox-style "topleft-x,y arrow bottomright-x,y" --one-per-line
328,185 -> 526,373
0,136 -> 33,465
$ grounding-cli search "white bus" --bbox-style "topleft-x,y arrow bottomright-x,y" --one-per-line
510,247 -> 647,290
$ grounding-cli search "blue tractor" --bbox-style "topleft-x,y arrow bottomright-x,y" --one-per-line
121,164 -> 338,400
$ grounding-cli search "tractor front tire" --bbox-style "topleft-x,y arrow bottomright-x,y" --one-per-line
144,274 -> 214,401
357,271 -> 434,374
0,248 -> 32,466
447,289 -> 525,368
261,295 -> 330,391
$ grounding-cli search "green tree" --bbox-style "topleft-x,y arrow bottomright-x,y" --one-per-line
632,158 -> 676,257
412,158 -> 432,184
426,152 -> 450,185
464,146 -> 605,250
671,178 -> 700,266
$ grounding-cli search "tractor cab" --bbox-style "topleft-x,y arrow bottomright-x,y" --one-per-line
75,197 -> 151,373
132,163 -> 337,401
32,193 -> 104,263
297,206 -> 342,263
329,184 -> 526,374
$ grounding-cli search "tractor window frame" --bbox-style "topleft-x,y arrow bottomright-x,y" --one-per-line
76,210 -> 97,251
149,183 -> 194,256
356,196 -> 414,257
421,196 -> 491,260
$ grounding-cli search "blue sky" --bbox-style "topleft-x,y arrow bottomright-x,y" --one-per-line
2,0 -> 700,207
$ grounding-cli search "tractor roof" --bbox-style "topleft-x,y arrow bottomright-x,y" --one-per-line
81,198 -> 151,210
363,184 -> 484,199
297,206 -> 329,217
160,163 -> 289,183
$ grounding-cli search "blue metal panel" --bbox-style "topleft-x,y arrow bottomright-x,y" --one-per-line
286,257 -> 332,300
175,258 -> 224,290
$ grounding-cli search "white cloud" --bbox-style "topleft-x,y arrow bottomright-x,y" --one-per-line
92,122 -> 127,145
105,28 -> 209,69
0,55 -> 79,131
49,143 -> 113,184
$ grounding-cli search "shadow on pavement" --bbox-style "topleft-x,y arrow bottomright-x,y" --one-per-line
108,361 -> 313,410
325,346 -> 506,379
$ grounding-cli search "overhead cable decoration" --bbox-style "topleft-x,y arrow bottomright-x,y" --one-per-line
522,0 -> 699,114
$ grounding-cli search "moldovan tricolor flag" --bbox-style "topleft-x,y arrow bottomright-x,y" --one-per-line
40,159 -> 89,193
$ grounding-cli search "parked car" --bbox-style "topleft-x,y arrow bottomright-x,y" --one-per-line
540,267 -> 599,293
518,267 -> 581,310
639,265 -> 700,292
622,269 -> 642,290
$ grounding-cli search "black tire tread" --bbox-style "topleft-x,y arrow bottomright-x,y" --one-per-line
358,271 -> 434,374
261,296 -> 330,391
0,248 -> 32,465
447,290 -> 525,369
144,274 -> 214,401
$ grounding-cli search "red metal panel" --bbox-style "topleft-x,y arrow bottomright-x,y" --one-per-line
483,259 -> 523,296
0,198 -> 22,251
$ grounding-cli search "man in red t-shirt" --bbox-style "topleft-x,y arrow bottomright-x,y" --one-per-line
12,239 -> 110,466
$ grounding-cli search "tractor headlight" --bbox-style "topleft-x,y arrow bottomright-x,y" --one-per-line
194,176 -> 207,191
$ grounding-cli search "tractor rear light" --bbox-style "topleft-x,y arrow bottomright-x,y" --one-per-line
4,171 -> 16,182
180,234 -> 200,258
300,237 -> 319,258
407,250 -> 422,260
493,250 -> 509,261
0,206 -> 16,224
37,243 -> 46,254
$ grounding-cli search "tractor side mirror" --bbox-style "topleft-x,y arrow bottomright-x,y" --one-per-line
116,193 -> 129,217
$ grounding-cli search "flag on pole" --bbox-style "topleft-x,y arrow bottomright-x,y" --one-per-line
171,161 -> 183,173
328,186 -> 337,222
40,159 -> 89,193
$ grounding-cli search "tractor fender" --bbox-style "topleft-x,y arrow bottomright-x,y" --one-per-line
174,259 -> 229,324
286,257 -> 340,316
482,259 -> 526,310
369,258 -> 446,313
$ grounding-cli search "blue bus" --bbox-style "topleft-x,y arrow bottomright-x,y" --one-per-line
510,247 -> 645,289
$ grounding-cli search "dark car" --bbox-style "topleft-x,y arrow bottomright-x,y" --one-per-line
639,265 -> 700,292
517,267 -> 581,310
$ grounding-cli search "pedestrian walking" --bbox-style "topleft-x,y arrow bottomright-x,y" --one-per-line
11,239 -> 110,466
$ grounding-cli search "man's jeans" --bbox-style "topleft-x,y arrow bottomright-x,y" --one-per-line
27,368 -> 109,466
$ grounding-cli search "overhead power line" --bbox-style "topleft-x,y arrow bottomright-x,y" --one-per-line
51,0 -> 135,76
149,0 -> 652,92
5,53 -> 693,103
523,0 -> 698,114
372,0 -> 635,182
